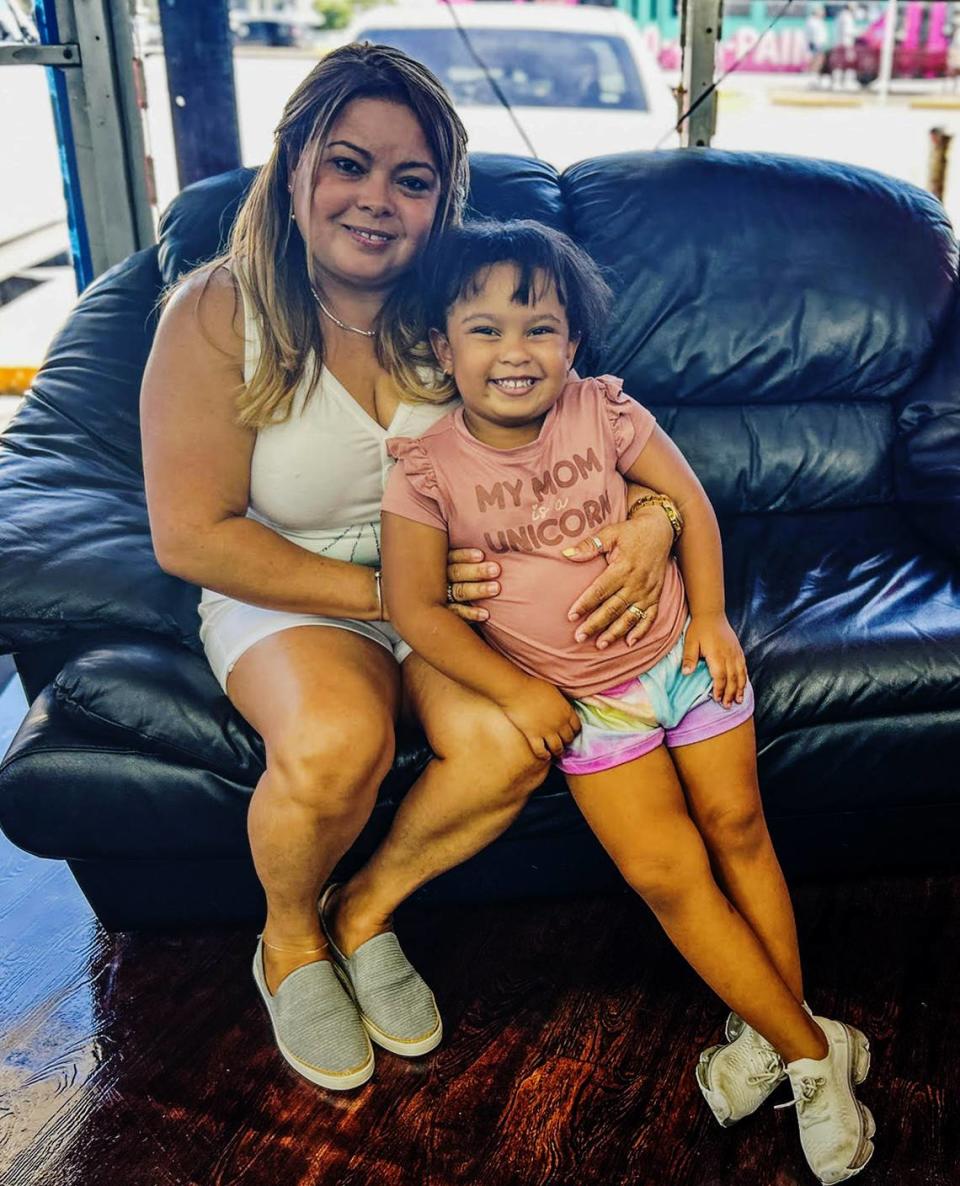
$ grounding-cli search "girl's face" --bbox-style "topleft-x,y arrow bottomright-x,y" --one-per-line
431,263 -> 578,443
290,97 -> 441,296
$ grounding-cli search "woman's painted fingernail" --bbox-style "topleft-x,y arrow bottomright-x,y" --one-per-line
597,640 -> 608,650
479,609 -> 489,620
484,565 -> 498,577
568,611 -> 580,621
485,583 -> 499,594
575,631 -> 586,642
627,637 -> 636,646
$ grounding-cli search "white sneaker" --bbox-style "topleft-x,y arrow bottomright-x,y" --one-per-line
779,1016 -> 875,1185
696,1012 -> 786,1126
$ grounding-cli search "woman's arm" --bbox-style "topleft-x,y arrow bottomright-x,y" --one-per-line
141,269 -> 381,619
382,511 -> 580,758
561,481 -> 675,645
622,428 -> 747,706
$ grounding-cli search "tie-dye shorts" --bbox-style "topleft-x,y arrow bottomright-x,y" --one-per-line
557,624 -> 755,776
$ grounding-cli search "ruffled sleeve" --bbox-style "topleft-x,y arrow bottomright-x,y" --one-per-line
594,374 -> 656,474
382,436 -> 448,532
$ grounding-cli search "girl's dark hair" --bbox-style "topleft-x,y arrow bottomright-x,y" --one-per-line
423,219 -> 613,341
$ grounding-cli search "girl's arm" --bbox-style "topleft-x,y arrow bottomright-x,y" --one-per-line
142,269 -> 381,619
382,511 -> 580,759
622,427 -> 747,707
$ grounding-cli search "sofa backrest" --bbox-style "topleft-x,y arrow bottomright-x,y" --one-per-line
566,150 -> 957,516
0,150 -> 956,657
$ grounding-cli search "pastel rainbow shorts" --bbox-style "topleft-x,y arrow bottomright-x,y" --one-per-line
557,624 -> 755,776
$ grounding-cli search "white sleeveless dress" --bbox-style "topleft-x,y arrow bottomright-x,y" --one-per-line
197,280 -> 457,691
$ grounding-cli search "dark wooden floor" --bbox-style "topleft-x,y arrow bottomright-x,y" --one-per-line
0,678 -> 957,1184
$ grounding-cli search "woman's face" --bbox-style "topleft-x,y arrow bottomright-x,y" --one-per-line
290,97 -> 441,296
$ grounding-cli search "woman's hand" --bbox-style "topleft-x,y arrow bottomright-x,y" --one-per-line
445,548 -> 501,623
681,612 -> 747,708
562,504 -> 674,649
497,677 -> 582,760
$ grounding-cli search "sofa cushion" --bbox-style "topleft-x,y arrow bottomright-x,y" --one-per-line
725,506 -> 960,738
566,151 -> 958,515
53,639 -> 265,783
567,150 -> 957,407
895,297 -> 960,564
48,638 -> 437,788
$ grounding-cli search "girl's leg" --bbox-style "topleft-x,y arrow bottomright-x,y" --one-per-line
565,747 -> 828,1064
228,626 -> 401,994
670,718 -> 805,1003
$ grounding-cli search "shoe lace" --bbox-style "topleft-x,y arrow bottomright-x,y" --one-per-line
775,1075 -> 828,1124
747,1051 -> 785,1088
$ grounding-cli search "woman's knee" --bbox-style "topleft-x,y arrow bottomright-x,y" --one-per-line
430,701 -> 549,800
266,712 -> 396,819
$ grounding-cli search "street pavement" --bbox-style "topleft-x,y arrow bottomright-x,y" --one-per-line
3,52 -> 960,395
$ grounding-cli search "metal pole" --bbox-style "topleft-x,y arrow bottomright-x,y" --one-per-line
877,0 -> 898,103
28,0 -> 156,288
156,0 -> 241,190
679,0 -> 722,148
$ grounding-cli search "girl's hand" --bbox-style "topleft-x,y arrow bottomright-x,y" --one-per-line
562,506 -> 674,648
445,548 -> 501,623
681,612 -> 748,708
498,678 -> 582,760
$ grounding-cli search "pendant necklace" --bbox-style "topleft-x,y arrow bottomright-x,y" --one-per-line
310,287 -> 376,338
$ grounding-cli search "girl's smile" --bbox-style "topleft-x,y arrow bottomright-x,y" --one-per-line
431,263 -> 578,449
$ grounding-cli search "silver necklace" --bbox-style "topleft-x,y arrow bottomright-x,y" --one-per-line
310,287 -> 376,338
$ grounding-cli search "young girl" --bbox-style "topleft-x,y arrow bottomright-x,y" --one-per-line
381,221 -> 874,1184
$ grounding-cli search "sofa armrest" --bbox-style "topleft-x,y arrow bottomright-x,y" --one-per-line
895,295 -> 960,564
0,247 -> 202,655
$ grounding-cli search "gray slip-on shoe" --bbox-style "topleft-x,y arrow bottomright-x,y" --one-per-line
252,938 -> 374,1090
319,885 -> 443,1057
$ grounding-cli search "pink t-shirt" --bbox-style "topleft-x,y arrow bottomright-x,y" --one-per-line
382,374 -> 687,697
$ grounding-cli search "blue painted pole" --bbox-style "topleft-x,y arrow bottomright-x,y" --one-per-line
33,0 -> 92,291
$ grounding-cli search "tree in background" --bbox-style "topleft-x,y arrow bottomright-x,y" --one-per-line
313,0 -> 387,32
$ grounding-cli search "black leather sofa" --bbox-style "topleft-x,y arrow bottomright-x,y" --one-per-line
1,151 -> 959,931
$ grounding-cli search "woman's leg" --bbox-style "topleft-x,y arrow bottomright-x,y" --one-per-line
670,718 -> 805,1003
565,746 -> 828,1064
329,653 -> 549,954
228,626 -> 400,994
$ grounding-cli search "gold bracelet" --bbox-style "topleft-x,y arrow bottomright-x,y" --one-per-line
628,494 -> 684,541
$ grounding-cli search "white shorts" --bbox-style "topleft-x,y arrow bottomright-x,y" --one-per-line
198,593 -> 412,693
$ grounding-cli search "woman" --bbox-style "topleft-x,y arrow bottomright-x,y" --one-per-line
141,43 -> 675,1090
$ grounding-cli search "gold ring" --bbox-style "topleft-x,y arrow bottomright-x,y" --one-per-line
591,535 -> 603,553
627,603 -> 646,622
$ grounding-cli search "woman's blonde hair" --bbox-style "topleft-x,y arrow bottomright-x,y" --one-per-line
189,42 -> 468,428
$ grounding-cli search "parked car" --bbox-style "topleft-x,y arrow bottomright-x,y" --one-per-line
230,12 -> 312,49
347,3 -> 678,169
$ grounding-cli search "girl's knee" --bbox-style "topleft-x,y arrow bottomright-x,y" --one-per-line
699,802 -> 769,859
618,845 -> 712,907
